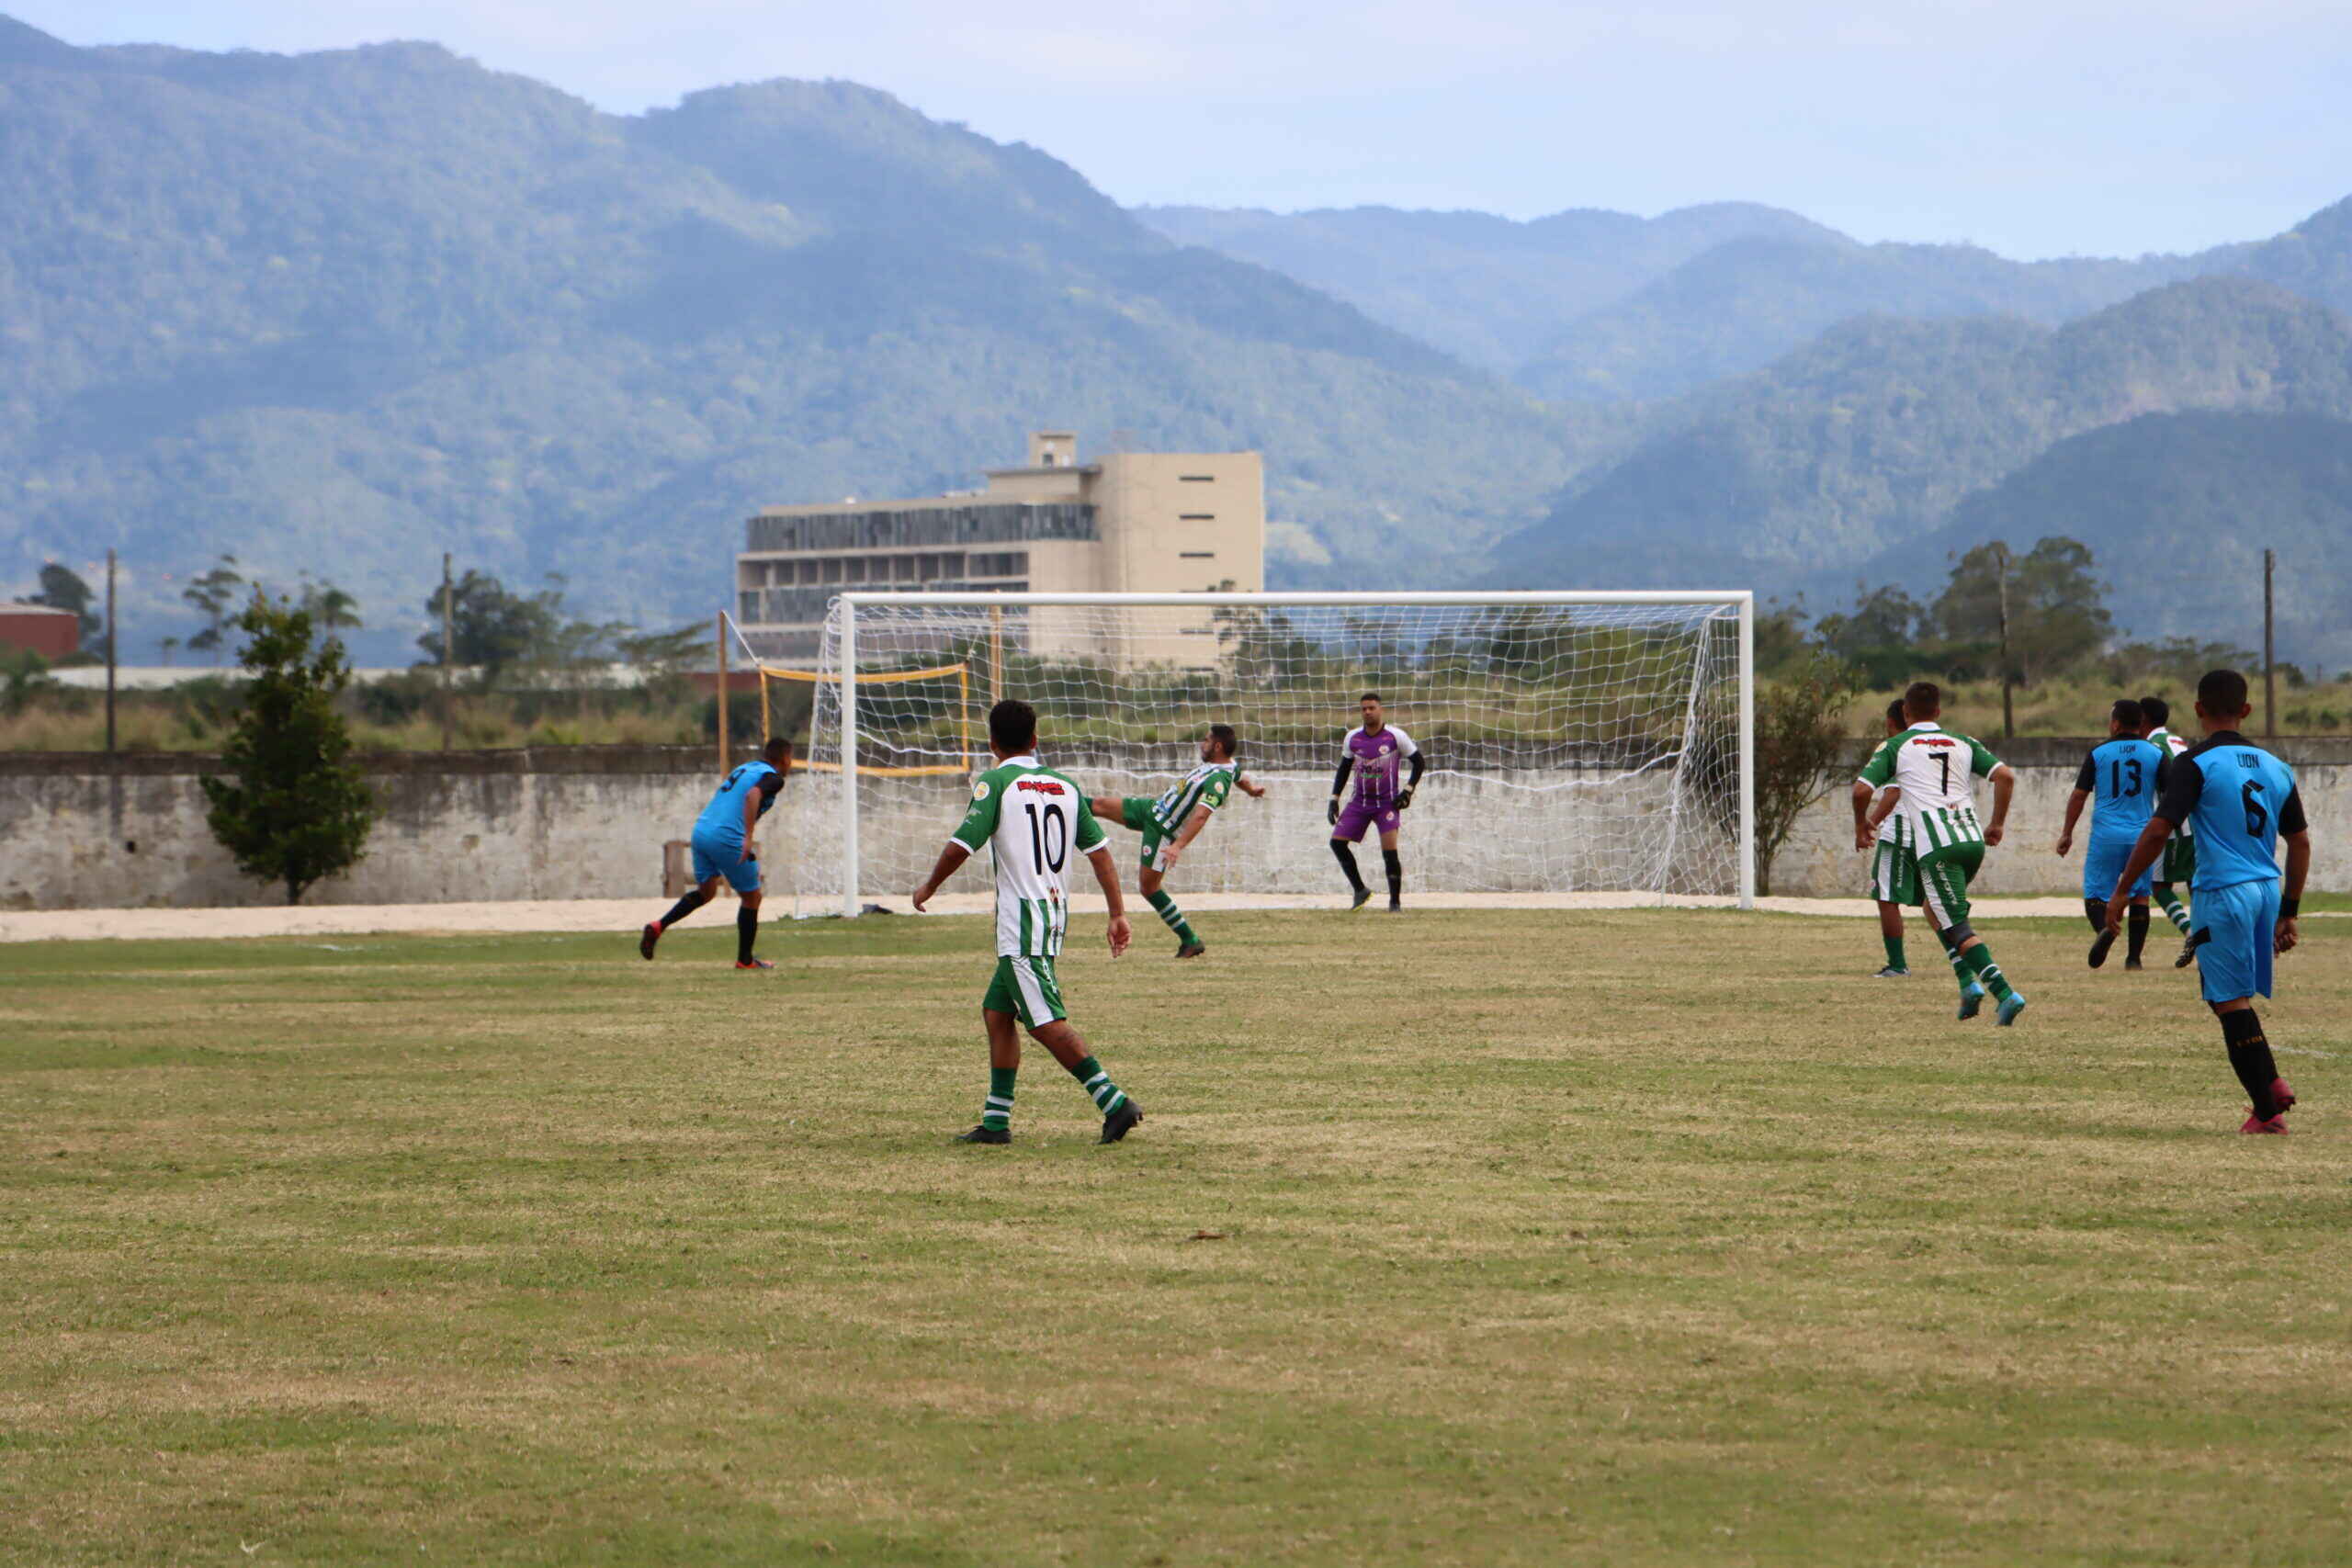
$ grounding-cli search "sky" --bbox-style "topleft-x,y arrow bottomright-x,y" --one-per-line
18,0 -> 2352,260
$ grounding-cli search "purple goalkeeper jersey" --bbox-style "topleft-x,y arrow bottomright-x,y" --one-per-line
1342,724 -> 1419,807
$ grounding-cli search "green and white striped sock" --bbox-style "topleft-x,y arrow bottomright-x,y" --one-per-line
1147,889 -> 1198,946
981,1066 -> 1016,1131
1939,930 -> 1973,995
1962,943 -> 2017,1002
2154,886 -> 2192,934
1068,1055 -> 1127,1114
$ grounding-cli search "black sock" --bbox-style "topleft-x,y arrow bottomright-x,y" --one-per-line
1383,849 -> 1402,905
1330,840 -> 1365,893
736,906 -> 758,965
2221,1009 -> 2281,1119
658,893 -> 705,930
2084,897 -> 2108,933
2127,905 -> 2149,963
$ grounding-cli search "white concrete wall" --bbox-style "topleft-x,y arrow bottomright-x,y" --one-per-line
6,744 -> 2347,909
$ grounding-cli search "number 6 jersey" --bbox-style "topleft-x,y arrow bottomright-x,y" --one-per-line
1857,721 -> 2004,857
2154,731 -> 2306,893
950,753 -> 1109,957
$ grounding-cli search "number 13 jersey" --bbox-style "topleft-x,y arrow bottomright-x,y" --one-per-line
1857,722 -> 2003,857
950,754 -> 1108,957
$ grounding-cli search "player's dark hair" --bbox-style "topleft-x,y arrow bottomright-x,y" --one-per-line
989,698 -> 1038,753
1903,681 -> 1941,720
762,736 -> 792,765
2197,669 -> 2249,717
2109,699 -> 2143,732
1360,692 -> 1381,705
2138,695 -> 2170,728
1884,698 -> 1907,727
1207,723 -> 1238,760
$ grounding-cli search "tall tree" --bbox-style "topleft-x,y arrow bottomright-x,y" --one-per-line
182,555 -> 245,664
1931,536 -> 2113,682
201,595 -> 377,904
17,562 -> 103,643
415,570 -> 547,686
299,577 -> 364,632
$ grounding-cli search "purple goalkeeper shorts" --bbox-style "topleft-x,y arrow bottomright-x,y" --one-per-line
1333,800 -> 1400,842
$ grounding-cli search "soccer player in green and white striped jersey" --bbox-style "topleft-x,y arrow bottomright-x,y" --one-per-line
1090,723 -> 1264,959
2139,694 -> 2199,962
1852,682 -> 2029,1025
912,699 -> 1143,1146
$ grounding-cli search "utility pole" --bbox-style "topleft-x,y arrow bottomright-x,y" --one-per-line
439,553 -> 454,751
2263,548 -> 2277,739
717,611 -> 731,773
1995,543 -> 2013,740
104,548 -> 118,757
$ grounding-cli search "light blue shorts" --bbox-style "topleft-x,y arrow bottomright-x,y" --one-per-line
691,831 -> 761,893
2192,878 -> 2279,1005
2084,833 -> 2153,902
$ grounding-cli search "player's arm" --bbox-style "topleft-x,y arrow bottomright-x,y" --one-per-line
1853,738 -> 1898,850
2057,754 -> 2094,855
1329,756 -> 1352,826
739,784 -> 763,861
914,774 -> 1000,909
1863,784 -> 1900,836
1236,770 -> 1266,799
1984,763 -> 2015,847
1159,803 -> 1216,870
1850,779 -> 1878,850
2278,785 -> 2310,953
1074,795 -> 1130,956
1391,729 -> 1426,808
2106,758 -> 2201,931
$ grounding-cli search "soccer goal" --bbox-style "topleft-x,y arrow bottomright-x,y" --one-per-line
793,592 -> 1754,915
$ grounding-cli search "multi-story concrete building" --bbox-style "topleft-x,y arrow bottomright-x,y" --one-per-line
733,432 -> 1263,660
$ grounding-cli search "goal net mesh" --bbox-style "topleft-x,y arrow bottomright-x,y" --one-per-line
795,598 -> 1743,908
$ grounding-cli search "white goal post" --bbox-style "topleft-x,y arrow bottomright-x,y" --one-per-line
797,591 -> 1755,916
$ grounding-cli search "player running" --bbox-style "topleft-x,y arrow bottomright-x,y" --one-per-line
913,699 -> 1143,1146
2139,694 -> 2199,964
1866,698 -> 1925,978
1089,723 -> 1264,960
1852,682 -> 2027,1025
1329,693 -> 1424,911
639,737 -> 793,969
2056,698 -> 2163,969
2102,670 -> 2310,1133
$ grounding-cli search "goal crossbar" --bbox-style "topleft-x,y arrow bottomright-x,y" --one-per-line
817,591 -> 1757,916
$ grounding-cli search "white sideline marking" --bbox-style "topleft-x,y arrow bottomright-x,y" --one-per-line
9,894 -> 2335,943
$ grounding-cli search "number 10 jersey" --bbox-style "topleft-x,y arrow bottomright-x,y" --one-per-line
1857,722 -> 2003,859
950,754 -> 1109,957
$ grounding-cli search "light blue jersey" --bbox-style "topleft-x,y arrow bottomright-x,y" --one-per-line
693,761 -> 781,852
2078,736 -> 2163,844
2156,733 -> 2304,893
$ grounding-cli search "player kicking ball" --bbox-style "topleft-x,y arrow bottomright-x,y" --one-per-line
1090,722 -> 1264,959
2101,669 -> 2310,1134
913,699 -> 1143,1147
2055,698 -> 2163,968
1329,693 -> 1423,911
640,737 -> 792,969
1852,682 -> 2028,1025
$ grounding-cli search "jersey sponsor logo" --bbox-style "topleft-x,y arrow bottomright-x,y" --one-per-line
971,776 -> 991,800
1913,737 -> 1959,749
1015,777 -> 1066,795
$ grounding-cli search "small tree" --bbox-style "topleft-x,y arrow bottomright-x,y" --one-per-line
1752,649 -> 1867,897
201,594 -> 377,904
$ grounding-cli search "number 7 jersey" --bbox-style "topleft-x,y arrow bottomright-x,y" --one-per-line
949,753 -> 1108,957
1857,721 -> 2003,857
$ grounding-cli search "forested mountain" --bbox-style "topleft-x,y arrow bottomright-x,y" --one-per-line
0,17 -> 1584,659
1134,202 -> 1837,374
1496,278 -> 2352,658
1893,412 -> 2352,664
1153,194 -> 2352,404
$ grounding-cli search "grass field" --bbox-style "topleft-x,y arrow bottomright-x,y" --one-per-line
6,909 -> 2350,1566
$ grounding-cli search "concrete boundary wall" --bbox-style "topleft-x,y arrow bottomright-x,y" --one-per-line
5,739 -> 2348,910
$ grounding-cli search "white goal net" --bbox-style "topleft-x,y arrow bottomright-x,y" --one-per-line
795,592 -> 1751,914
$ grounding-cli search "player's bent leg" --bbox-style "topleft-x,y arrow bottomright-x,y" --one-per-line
1330,837 -> 1370,909
2085,897 -> 2116,969
643,876 -> 719,957
1138,865 -> 1203,956
2214,998 -> 2294,1131
1026,1017 -> 1142,1144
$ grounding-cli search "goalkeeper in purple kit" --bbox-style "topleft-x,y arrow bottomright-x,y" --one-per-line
1329,693 -> 1424,910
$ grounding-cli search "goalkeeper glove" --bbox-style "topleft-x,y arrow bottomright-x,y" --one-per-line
1327,796 -> 1340,826
1394,787 -> 1414,811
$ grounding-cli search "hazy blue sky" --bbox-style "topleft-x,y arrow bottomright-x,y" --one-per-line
21,1 -> 2352,258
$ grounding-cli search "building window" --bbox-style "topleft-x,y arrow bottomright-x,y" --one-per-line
1180,513 -> 1214,521
1180,475 -> 1214,482
969,551 -> 1029,578
1180,551 -> 1215,558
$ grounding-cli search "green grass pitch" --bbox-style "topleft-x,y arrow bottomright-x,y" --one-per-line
5,910 -> 2349,1565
